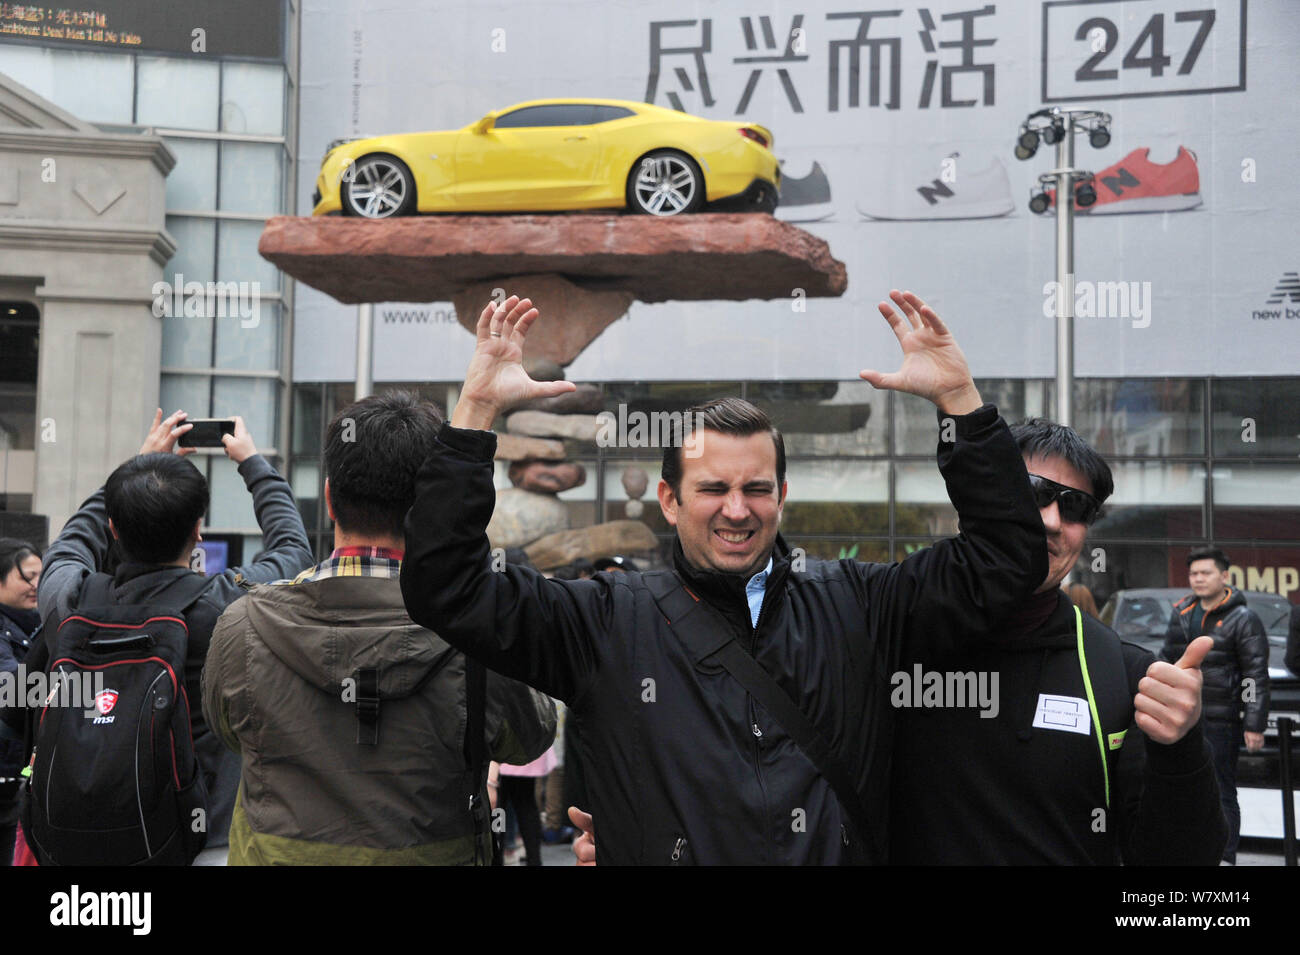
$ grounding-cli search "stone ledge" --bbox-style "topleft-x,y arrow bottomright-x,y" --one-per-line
258,213 -> 847,305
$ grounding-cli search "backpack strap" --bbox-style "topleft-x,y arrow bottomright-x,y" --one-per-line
77,570 -> 213,617
1074,606 -> 1135,810
77,572 -> 117,609
642,570 -> 872,860
156,571 -> 217,615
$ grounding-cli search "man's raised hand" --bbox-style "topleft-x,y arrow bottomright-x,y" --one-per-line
451,295 -> 576,431
1135,635 -> 1212,745
220,415 -> 257,464
139,408 -> 195,456
859,290 -> 982,416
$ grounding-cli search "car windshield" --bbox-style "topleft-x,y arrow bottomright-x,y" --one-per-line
1113,595 -> 1174,634
1247,593 -> 1292,637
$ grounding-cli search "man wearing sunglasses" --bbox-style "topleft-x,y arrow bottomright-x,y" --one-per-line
888,419 -> 1226,864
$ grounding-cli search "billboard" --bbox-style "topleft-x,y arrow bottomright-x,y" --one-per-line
0,0 -> 285,60
293,0 -> 1300,383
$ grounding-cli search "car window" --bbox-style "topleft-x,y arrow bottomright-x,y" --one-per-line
1116,596 -> 1173,633
494,104 -> 598,128
1246,593 -> 1292,637
590,105 -> 635,123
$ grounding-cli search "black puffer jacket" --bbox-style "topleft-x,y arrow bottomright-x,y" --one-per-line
1162,587 -> 1270,732
0,605 -> 38,820
401,405 -> 1047,865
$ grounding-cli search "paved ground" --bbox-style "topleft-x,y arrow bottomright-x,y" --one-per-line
196,841 -> 1286,866
195,839 -> 578,866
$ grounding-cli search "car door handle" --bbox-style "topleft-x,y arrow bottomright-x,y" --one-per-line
564,136 -> 588,141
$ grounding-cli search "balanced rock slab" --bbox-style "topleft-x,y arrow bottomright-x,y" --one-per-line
509,460 -> 587,494
514,384 -> 605,415
493,433 -> 566,461
486,489 -> 570,549
455,274 -> 634,366
258,213 -> 848,305
525,520 -> 660,571
506,410 -> 601,442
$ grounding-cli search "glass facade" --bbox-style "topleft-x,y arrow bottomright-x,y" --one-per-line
0,2 -> 296,556
289,377 -> 1300,609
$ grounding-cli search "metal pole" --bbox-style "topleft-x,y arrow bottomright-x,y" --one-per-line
1054,118 -> 1075,428
1280,716 -> 1297,866
355,302 -> 373,400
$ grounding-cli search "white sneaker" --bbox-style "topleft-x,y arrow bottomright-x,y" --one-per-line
858,152 -> 1014,220
777,160 -> 835,222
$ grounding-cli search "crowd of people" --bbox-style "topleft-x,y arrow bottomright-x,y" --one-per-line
0,288 -> 1293,865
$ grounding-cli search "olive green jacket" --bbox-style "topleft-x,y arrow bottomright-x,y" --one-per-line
203,574 -> 556,865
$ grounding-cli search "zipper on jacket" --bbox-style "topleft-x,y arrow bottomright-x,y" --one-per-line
747,696 -> 773,864
670,837 -> 687,865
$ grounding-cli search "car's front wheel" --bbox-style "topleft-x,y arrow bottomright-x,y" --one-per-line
627,151 -> 704,216
340,154 -> 416,218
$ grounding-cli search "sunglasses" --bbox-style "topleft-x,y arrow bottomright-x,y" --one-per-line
1028,474 -> 1101,525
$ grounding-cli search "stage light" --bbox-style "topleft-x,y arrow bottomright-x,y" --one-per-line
1015,128 -> 1039,160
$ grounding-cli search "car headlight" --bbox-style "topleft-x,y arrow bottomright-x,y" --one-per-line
322,138 -> 358,165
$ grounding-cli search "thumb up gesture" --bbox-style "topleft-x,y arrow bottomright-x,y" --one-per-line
1135,636 -> 1212,745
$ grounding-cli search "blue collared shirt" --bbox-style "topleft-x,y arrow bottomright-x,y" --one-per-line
745,557 -> 774,629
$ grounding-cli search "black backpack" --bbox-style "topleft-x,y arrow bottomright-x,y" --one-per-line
20,572 -> 212,866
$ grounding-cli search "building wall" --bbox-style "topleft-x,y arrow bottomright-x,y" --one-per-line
0,0 -> 299,553
0,76 -> 174,532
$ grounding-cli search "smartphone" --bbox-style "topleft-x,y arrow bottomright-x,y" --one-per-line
178,418 -> 236,448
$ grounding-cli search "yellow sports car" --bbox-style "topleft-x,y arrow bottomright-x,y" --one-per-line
312,98 -> 779,218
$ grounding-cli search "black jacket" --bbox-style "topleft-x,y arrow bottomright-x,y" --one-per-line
1162,587 -> 1270,732
401,404 -> 1048,865
890,592 -> 1226,864
12,454 -> 314,844
0,604 -> 38,815
1286,604 -> 1300,678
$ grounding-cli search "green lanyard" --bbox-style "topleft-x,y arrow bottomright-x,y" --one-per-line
1073,606 -> 1112,809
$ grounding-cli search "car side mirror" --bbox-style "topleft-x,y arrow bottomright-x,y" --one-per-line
474,114 -> 495,134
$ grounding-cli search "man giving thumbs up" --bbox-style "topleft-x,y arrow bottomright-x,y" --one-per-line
887,419 -> 1227,865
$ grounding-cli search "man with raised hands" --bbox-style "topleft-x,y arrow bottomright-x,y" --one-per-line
402,291 -> 1047,865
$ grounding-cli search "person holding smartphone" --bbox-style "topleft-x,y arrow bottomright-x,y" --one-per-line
10,410 -> 313,858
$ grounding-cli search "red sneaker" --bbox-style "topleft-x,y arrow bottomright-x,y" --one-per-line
1045,146 -> 1201,214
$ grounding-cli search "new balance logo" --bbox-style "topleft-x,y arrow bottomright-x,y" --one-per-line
1099,166 -> 1140,196
1266,271 -> 1300,304
917,179 -> 955,206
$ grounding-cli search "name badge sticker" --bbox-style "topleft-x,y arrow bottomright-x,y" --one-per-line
1032,693 -> 1091,736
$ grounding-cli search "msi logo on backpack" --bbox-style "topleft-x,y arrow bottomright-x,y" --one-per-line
90,688 -> 119,724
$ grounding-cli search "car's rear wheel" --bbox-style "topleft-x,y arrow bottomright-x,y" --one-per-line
627,151 -> 704,216
341,154 -> 416,218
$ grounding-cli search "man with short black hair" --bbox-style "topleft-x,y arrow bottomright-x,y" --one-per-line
403,290 -> 1050,865
1163,546 -> 1269,864
204,392 -> 555,864
889,419 -> 1225,864
24,409 -> 314,852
